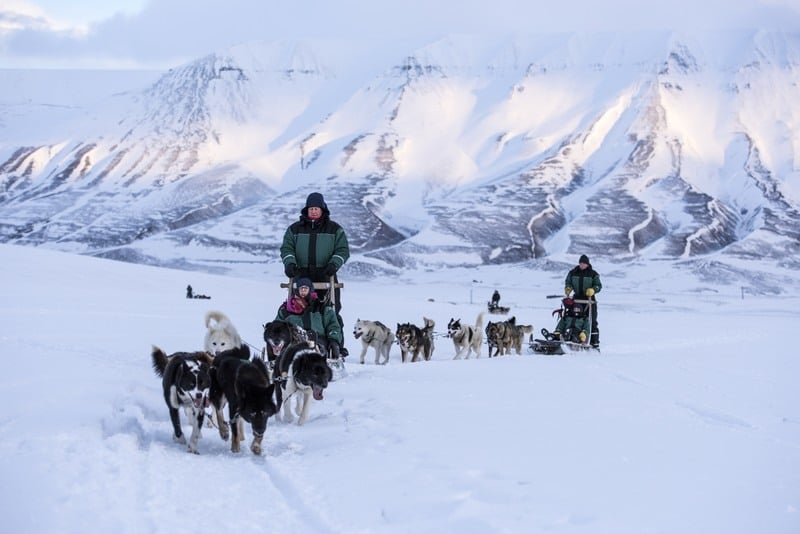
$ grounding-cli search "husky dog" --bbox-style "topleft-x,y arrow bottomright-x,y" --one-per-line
485,316 -> 534,356
514,323 -> 534,354
447,312 -> 485,359
422,317 -> 435,360
209,350 -> 276,455
150,347 -> 214,454
353,319 -> 394,365
485,321 -> 500,357
262,320 -> 309,369
273,342 -> 333,425
204,311 -> 243,355
486,316 -> 517,356
395,319 -> 434,363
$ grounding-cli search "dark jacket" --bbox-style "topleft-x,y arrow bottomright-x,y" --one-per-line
565,264 -> 602,299
281,207 -> 349,281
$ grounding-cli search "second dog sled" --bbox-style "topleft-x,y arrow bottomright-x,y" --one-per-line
528,298 -> 600,355
487,302 -> 510,314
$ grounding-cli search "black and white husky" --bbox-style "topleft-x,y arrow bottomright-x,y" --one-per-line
353,318 -> 394,365
447,312 -> 485,359
273,342 -> 333,425
262,319 -> 309,370
150,347 -> 214,454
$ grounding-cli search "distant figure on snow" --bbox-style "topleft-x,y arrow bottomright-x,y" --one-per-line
491,290 -> 501,307
186,285 -> 193,299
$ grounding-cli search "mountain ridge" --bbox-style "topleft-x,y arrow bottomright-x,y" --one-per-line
0,30 -> 798,277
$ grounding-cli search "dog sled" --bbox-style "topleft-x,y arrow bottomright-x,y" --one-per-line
487,302 -> 510,314
528,298 -> 600,355
279,276 -> 347,380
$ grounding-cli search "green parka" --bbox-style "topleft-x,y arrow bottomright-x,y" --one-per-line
281,206 -> 349,281
275,296 -> 343,346
565,264 -> 602,299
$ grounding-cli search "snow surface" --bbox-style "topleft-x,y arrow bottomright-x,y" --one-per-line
1,243 -> 798,533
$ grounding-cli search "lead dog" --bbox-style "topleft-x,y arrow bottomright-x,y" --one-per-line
204,310 -> 243,355
273,342 -> 333,425
353,318 -> 394,365
209,348 -> 276,455
447,312 -> 485,359
150,347 -> 214,454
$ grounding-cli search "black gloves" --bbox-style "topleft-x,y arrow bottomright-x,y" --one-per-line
328,340 -> 341,359
286,262 -> 336,277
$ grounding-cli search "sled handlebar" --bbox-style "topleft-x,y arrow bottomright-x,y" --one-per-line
280,280 -> 344,290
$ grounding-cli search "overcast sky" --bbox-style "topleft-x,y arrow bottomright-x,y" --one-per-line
2,0 -> 800,69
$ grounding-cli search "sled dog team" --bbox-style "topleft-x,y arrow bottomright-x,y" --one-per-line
151,309 -> 537,455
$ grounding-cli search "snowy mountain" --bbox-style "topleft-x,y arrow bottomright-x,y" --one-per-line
1,31 -> 799,277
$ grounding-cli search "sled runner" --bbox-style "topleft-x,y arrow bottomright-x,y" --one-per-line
528,329 -> 600,355
528,298 -> 599,355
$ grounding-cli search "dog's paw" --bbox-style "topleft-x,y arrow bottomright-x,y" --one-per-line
250,441 -> 263,456
173,434 -> 187,445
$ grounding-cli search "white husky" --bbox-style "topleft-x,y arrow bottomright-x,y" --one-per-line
204,311 -> 243,355
353,319 -> 395,365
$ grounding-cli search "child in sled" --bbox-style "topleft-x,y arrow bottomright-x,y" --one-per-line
275,277 -> 345,359
552,298 -> 591,344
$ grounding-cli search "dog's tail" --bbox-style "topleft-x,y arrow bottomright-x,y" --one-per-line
475,312 -> 485,331
205,310 -> 227,329
205,310 -> 243,347
151,345 -> 169,377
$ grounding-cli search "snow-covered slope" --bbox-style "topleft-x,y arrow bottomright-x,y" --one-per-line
0,31 -> 798,276
1,243 -> 798,533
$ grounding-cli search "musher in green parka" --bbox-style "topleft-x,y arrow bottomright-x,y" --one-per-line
564,254 -> 602,347
281,192 -> 350,332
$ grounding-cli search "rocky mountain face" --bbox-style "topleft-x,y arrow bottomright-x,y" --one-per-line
0,31 -> 798,277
